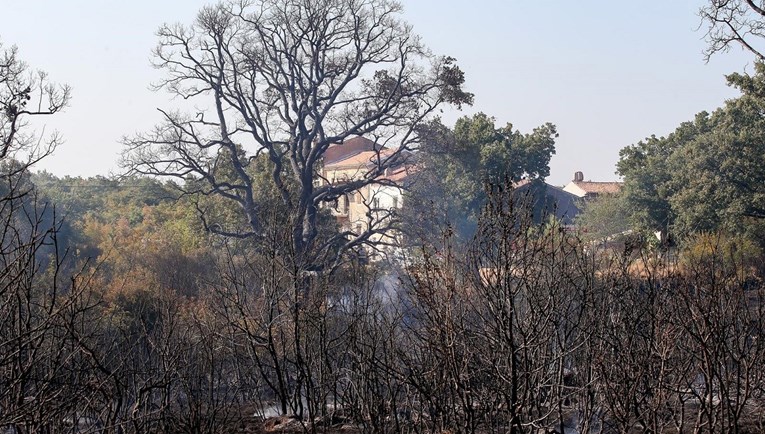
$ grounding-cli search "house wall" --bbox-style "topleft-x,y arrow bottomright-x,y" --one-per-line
319,142 -> 409,259
321,165 -> 371,234
369,184 -> 403,210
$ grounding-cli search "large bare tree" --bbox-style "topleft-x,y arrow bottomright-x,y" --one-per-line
122,0 -> 472,274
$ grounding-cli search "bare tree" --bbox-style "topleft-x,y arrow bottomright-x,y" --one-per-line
122,0 -> 472,275
670,240 -> 765,433
399,183 -> 602,434
700,0 -> 765,61
0,41 -> 89,433
120,5 -> 471,427
0,41 -> 70,160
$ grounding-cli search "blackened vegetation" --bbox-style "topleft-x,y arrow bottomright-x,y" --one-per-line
4,169 -> 765,433
2,0 -> 765,430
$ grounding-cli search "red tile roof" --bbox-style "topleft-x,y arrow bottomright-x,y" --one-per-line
323,136 -> 380,165
571,181 -> 622,195
324,149 -> 399,170
322,136 -> 414,183
378,164 -> 413,183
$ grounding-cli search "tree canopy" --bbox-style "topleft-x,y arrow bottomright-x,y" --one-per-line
617,62 -> 765,244
408,113 -> 557,239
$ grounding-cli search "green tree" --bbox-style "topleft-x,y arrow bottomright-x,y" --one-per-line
410,113 -> 557,238
30,174 -> 182,259
575,193 -> 631,242
616,112 -> 713,243
668,65 -> 765,238
618,63 -> 765,246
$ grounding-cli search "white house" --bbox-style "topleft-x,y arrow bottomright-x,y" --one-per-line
320,137 -> 413,259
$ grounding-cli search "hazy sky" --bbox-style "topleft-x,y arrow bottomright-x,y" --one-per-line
0,1 -> 754,185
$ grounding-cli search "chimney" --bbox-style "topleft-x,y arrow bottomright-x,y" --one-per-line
574,171 -> 584,182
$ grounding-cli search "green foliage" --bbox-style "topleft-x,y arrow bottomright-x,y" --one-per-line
618,63 -> 765,246
447,113 -> 557,181
31,173 -> 182,258
617,112 -> 713,239
575,193 -> 631,242
669,66 -> 765,234
32,173 -> 178,222
409,113 -> 558,238
681,231 -> 763,279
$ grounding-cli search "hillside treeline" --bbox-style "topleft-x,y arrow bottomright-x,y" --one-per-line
1,173 -> 764,434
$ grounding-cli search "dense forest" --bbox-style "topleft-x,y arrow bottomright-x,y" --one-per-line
3,1 -> 765,433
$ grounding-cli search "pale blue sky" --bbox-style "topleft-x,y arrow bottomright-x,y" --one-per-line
0,1 -> 753,185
